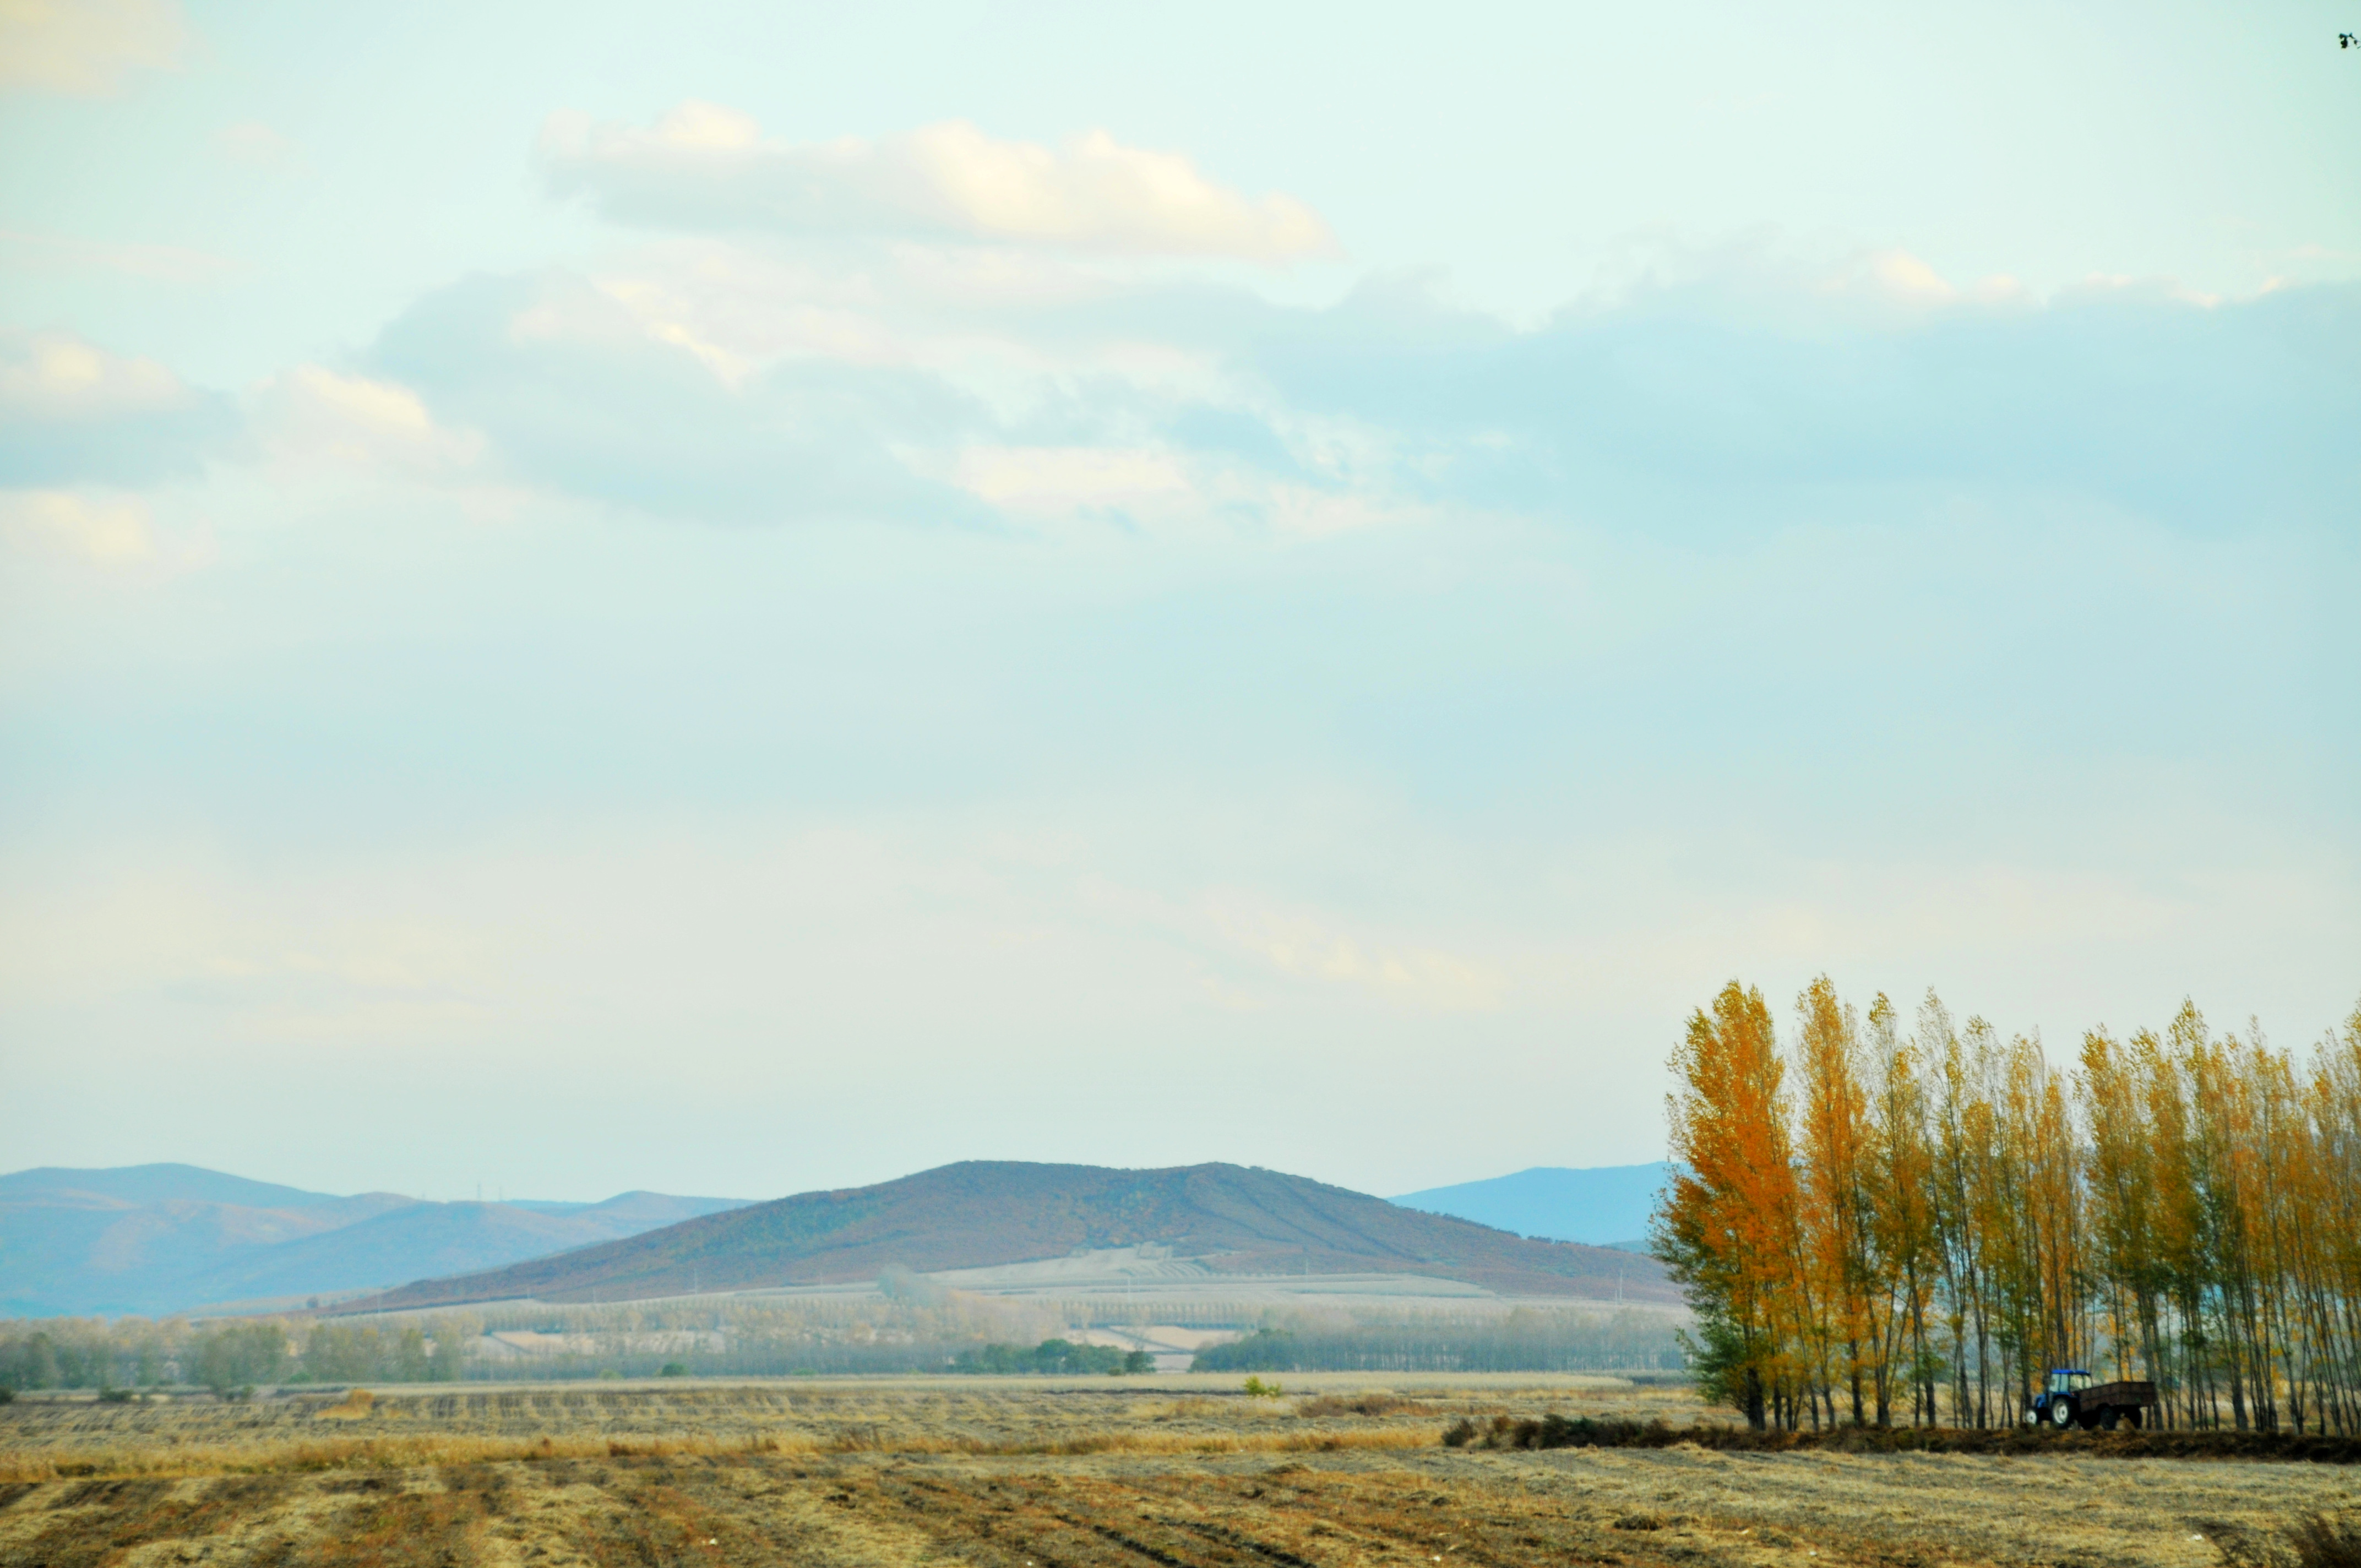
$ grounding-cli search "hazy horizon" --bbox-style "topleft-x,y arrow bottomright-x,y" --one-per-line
2,1 -> 2354,1206
2,1152 -> 1658,1209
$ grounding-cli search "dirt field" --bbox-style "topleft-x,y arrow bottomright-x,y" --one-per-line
2,1376 -> 2353,1567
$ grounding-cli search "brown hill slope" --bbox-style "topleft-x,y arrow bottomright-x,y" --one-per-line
346,1161 -> 1675,1313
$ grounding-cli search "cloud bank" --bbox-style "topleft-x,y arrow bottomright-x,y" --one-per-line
308,248 -> 2358,546
538,104 -> 1337,260
363,270 -> 989,524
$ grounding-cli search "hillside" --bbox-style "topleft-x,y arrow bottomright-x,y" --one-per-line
0,1167 -> 749,1317
0,1164 -> 342,1210
1390,1162 -> 1674,1248
349,1161 -> 1678,1313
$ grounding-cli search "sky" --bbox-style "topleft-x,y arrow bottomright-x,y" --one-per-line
1,0 -> 2355,1206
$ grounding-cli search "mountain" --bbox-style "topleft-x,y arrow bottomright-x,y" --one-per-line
186,1191 -> 756,1305
0,1166 -> 749,1318
0,1178 -> 417,1317
0,1163 -> 344,1210
1390,1162 -> 1675,1248
347,1160 -> 1679,1313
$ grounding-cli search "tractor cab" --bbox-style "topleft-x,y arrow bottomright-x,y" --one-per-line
2044,1370 -> 2093,1397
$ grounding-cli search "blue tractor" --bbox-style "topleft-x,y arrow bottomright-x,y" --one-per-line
2023,1369 -> 2156,1431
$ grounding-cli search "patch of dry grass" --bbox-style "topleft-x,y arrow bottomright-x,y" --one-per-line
1293,1392 -> 1434,1418
2,1430 -> 717,1483
0,1419 -> 1433,1483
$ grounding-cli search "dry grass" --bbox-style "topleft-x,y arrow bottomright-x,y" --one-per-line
1293,1392 -> 1432,1418
0,1417 -> 1429,1482
1,1377 -> 2354,1567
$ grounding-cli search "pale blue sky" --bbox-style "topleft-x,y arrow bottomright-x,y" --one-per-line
1,1 -> 2354,1204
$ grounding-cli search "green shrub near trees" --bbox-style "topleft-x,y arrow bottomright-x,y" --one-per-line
952,1338 -> 1151,1374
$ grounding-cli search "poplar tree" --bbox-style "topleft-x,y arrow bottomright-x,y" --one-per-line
1652,981 -> 2361,1433
1653,982 -> 1795,1430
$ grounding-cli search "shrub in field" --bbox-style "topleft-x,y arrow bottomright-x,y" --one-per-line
1472,1414 -> 1655,1449
952,1338 -> 1140,1375
1243,1376 -> 1284,1398
1200,1332 -> 1300,1373
659,1362 -> 688,1377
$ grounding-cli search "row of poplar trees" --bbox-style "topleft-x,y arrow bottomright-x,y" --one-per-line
1651,979 -> 2361,1433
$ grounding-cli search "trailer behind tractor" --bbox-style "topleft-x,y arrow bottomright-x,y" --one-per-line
2023,1369 -> 2157,1431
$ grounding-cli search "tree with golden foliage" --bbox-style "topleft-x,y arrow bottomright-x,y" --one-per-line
1794,976 -> 1874,1425
1655,979 -> 2361,1433
1652,982 -> 1797,1429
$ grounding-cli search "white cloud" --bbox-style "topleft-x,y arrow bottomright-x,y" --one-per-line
950,442 -> 1417,543
956,443 -> 1193,520
0,488 -> 155,563
540,105 -> 1337,261
255,364 -> 484,475
1210,902 -> 1506,1012
1815,248 -> 2033,311
0,330 -> 232,487
1860,248 -> 1953,302
0,330 -> 196,417
0,0 -> 187,96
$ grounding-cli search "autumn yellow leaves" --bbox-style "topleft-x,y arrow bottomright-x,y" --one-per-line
1654,980 -> 2361,1436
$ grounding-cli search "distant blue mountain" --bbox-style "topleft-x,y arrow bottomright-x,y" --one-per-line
0,1163 -> 340,1210
0,1164 -> 752,1318
1390,1162 -> 1674,1248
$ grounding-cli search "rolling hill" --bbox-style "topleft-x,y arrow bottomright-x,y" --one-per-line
0,1167 -> 750,1317
0,1164 -> 345,1210
1390,1162 -> 1674,1248
347,1160 -> 1678,1313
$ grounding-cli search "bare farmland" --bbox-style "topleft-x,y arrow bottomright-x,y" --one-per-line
1,1376 -> 2352,1566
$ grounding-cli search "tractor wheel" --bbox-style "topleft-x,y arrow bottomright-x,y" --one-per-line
2052,1399 -> 2075,1429
2101,1408 -> 2120,1431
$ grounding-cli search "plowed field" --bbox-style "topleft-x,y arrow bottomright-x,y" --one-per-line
2,1378 -> 2352,1567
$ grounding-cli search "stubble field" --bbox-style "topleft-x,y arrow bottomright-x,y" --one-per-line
1,1375 -> 2352,1567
